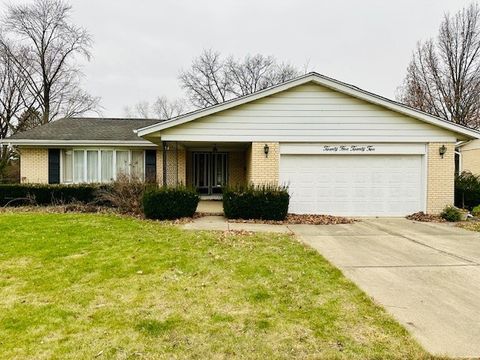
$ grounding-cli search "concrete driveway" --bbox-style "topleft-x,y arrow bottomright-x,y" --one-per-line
291,218 -> 480,358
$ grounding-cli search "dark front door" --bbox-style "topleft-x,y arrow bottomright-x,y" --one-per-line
193,152 -> 228,194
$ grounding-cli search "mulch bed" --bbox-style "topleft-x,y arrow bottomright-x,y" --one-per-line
228,213 -> 354,225
406,211 -> 446,223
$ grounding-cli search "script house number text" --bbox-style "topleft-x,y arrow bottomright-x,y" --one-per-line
323,145 -> 376,152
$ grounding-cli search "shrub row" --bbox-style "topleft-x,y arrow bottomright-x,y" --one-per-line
223,185 -> 290,221
0,184 -> 103,206
142,186 -> 199,220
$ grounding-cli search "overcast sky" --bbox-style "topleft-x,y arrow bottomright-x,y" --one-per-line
10,0 -> 471,117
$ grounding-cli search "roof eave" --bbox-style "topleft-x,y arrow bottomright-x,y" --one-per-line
0,139 -> 158,147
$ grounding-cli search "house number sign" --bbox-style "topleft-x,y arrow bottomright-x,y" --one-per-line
323,145 -> 376,152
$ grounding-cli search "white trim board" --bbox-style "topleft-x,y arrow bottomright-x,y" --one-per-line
135,72 -> 480,140
279,143 -> 427,155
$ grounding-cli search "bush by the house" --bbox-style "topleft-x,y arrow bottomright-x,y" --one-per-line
95,173 -> 151,214
440,206 -> 463,222
455,171 -> 480,210
142,186 -> 199,220
472,205 -> 480,217
0,183 -> 102,206
223,185 -> 290,221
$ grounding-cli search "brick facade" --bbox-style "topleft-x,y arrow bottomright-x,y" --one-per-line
460,148 -> 480,175
228,151 -> 246,186
246,142 -> 279,185
156,146 -> 186,186
427,142 -> 455,214
19,148 -> 49,184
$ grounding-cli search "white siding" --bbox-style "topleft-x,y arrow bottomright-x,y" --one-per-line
160,83 -> 457,142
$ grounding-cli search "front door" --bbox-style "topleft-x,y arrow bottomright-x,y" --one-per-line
193,152 -> 228,194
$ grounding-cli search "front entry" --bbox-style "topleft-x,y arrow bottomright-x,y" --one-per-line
193,152 -> 228,194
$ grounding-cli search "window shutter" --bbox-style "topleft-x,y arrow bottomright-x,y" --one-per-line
145,150 -> 157,183
48,149 -> 61,184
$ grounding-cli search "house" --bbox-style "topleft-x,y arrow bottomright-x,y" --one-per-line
3,72 -> 480,216
456,140 -> 480,175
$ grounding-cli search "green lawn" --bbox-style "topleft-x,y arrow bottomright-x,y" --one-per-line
0,213 -> 429,359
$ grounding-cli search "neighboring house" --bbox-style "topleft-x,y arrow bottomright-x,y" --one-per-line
3,72 -> 480,216
456,140 -> 480,175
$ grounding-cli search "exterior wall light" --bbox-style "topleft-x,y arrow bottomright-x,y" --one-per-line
264,144 -> 269,157
439,145 -> 447,158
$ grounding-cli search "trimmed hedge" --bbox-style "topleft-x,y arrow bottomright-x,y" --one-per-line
0,184 -> 104,206
142,186 -> 199,220
223,185 -> 290,220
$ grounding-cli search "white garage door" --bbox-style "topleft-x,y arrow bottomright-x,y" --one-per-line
280,155 -> 425,216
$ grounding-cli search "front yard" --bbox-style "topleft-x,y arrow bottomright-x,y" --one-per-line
0,213 -> 429,359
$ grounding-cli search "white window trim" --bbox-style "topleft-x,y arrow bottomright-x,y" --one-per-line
60,148 -> 146,184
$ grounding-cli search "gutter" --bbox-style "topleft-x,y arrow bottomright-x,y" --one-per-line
0,139 -> 158,147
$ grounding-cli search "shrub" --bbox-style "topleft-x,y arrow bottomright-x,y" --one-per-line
142,186 -> 199,220
472,205 -> 480,217
455,171 -> 480,210
440,206 -> 463,222
96,174 -> 150,214
0,183 -> 101,206
223,185 -> 290,220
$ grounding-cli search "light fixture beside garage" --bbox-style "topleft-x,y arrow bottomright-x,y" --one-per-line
264,144 -> 269,157
439,145 -> 447,158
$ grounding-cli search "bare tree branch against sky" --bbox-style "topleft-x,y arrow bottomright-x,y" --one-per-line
3,0 -> 470,117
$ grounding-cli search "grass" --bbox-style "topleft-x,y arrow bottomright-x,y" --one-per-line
457,221 -> 480,232
0,212 -> 430,359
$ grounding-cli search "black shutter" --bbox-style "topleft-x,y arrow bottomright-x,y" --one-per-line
48,149 -> 60,184
145,150 -> 157,183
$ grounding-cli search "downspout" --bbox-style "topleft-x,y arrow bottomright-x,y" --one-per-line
162,141 -> 168,186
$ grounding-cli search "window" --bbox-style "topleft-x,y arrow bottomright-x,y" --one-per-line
62,150 -> 73,183
62,149 -> 145,183
116,150 -> 129,177
87,151 -> 99,182
131,150 -> 144,178
73,150 -> 84,183
101,150 -> 114,182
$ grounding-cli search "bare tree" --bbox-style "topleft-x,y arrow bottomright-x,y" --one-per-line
179,49 -> 300,108
124,101 -> 150,118
226,55 -> 299,97
398,3 -> 480,128
179,49 -> 229,108
152,96 -> 186,119
0,46 -> 32,177
124,97 -> 186,119
0,0 -> 99,124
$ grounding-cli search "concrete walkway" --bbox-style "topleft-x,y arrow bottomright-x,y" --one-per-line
183,216 -> 480,358
183,215 -> 291,233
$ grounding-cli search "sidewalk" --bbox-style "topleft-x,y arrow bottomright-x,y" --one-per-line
182,215 -> 292,233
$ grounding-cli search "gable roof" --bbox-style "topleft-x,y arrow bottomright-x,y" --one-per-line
135,72 -> 480,140
4,117 -> 161,146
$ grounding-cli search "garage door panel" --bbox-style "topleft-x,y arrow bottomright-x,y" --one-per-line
280,154 -> 424,216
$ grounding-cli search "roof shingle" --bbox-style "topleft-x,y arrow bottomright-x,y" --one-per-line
7,117 -> 162,141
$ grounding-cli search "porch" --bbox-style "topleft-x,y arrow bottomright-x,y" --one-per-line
158,141 -> 278,194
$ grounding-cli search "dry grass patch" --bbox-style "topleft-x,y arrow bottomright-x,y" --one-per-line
0,213 -> 431,359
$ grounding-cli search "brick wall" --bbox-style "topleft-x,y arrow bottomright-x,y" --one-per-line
246,142 -> 279,185
460,149 -> 480,175
156,146 -> 186,186
228,151 -> 246,186
19,148 -> 49,184
427,142 -> 455,214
